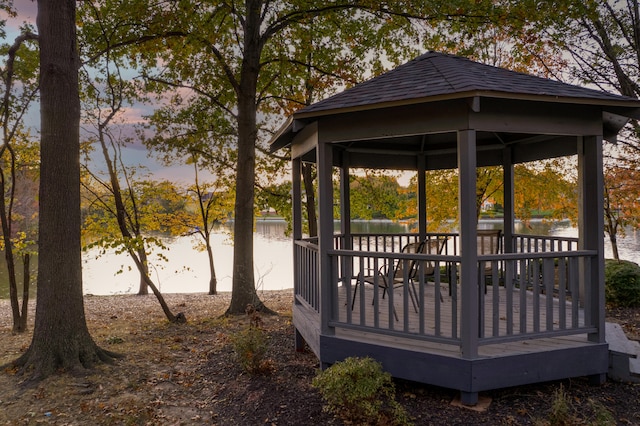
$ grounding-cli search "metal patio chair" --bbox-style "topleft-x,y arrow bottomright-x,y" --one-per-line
351,240 -> 426,321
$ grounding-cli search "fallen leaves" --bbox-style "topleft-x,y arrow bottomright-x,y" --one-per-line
0,293 -> 639,425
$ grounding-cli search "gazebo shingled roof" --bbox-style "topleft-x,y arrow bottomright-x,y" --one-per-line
297,51 -> 640,116
271,52 -> 640,153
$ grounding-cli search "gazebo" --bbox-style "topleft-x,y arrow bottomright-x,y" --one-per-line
270,52 -> 640,404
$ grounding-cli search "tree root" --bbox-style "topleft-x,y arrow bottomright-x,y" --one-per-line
253,300 -> 277,315
5,339 -> 123,386
224,298 -> 277,317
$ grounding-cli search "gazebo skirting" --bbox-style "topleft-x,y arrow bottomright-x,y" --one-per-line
293,233 -> 608,405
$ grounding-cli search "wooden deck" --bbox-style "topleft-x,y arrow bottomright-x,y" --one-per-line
294,277 -> 607,406
292,235 -> 608,404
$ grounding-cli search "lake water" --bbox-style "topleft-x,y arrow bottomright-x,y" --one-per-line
2,219 -> 640,297
81,221 -> 293,296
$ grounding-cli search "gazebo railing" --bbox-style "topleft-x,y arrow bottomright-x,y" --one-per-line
294,239 -> 320,312
338,232 -> 579,257
294,233 -> 597,348
513,233 -> 579,253
474,250 -> 596,344
329,249 -> 596,346
331,248 -> 462,345
337,232 -> 457,253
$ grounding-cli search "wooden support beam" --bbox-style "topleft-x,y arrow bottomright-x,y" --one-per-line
292,157 -> 302,241
578,135 -> 606,344
502,147 -> 514,254
292,159 -> 305,354
458,129 -> 479,359
317,140 -> 335,336
418,155 -> 427,240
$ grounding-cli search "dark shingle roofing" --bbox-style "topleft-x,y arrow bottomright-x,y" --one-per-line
295,51 -> 638,118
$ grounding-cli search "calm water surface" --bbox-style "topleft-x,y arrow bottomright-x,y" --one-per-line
1,219 -> 640,297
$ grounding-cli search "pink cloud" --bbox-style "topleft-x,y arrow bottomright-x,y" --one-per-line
2,0 -> 36,34
13,0 -> 37,20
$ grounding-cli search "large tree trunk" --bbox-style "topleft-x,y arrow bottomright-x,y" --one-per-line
226,0 -> 269,315
10,0 -> 118,379
227,89 -> 260,313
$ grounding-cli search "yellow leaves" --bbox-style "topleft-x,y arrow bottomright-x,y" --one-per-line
514,159 -> 577,223
604,164 -> 640,234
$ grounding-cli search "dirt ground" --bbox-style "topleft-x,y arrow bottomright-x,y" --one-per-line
0,291 -> 639,425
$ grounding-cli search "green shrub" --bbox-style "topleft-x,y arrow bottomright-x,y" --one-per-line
312,356 -> 411,425
230,326 -> 271,374
605,259 -> 640,307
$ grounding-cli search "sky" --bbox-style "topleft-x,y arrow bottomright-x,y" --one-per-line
8,0 -> 35,23
3,0 -> 204,185
2,1 -> 419,190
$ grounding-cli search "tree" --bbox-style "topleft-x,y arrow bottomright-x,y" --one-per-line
403,161 -> 577,232
77,15 -> 189,321
346,171 -> 404,221
475,167 -> 503,220
603,165 -> 640,260
79,55 -> 152,297
418,167 -> 503,231
541,0 -> 640,100
262,13 -> 409,237
184,158 -> 234,295
0,13 -> 39,333
523,1 -> 640,257
82,166 -> 190,323
423,4 -> 567,79
137,90 -> 238,295
80,0 -> 510,315
513,160 -> 577,226
155,1 -> 434,315
10,0 -> 119,378
0,137 -> 39,333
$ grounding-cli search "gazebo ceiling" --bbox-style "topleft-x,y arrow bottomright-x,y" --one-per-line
270,51 -> 640,169
325,131 -> 575,171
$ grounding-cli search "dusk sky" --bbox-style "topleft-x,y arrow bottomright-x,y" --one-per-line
3,0 -> 204,185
